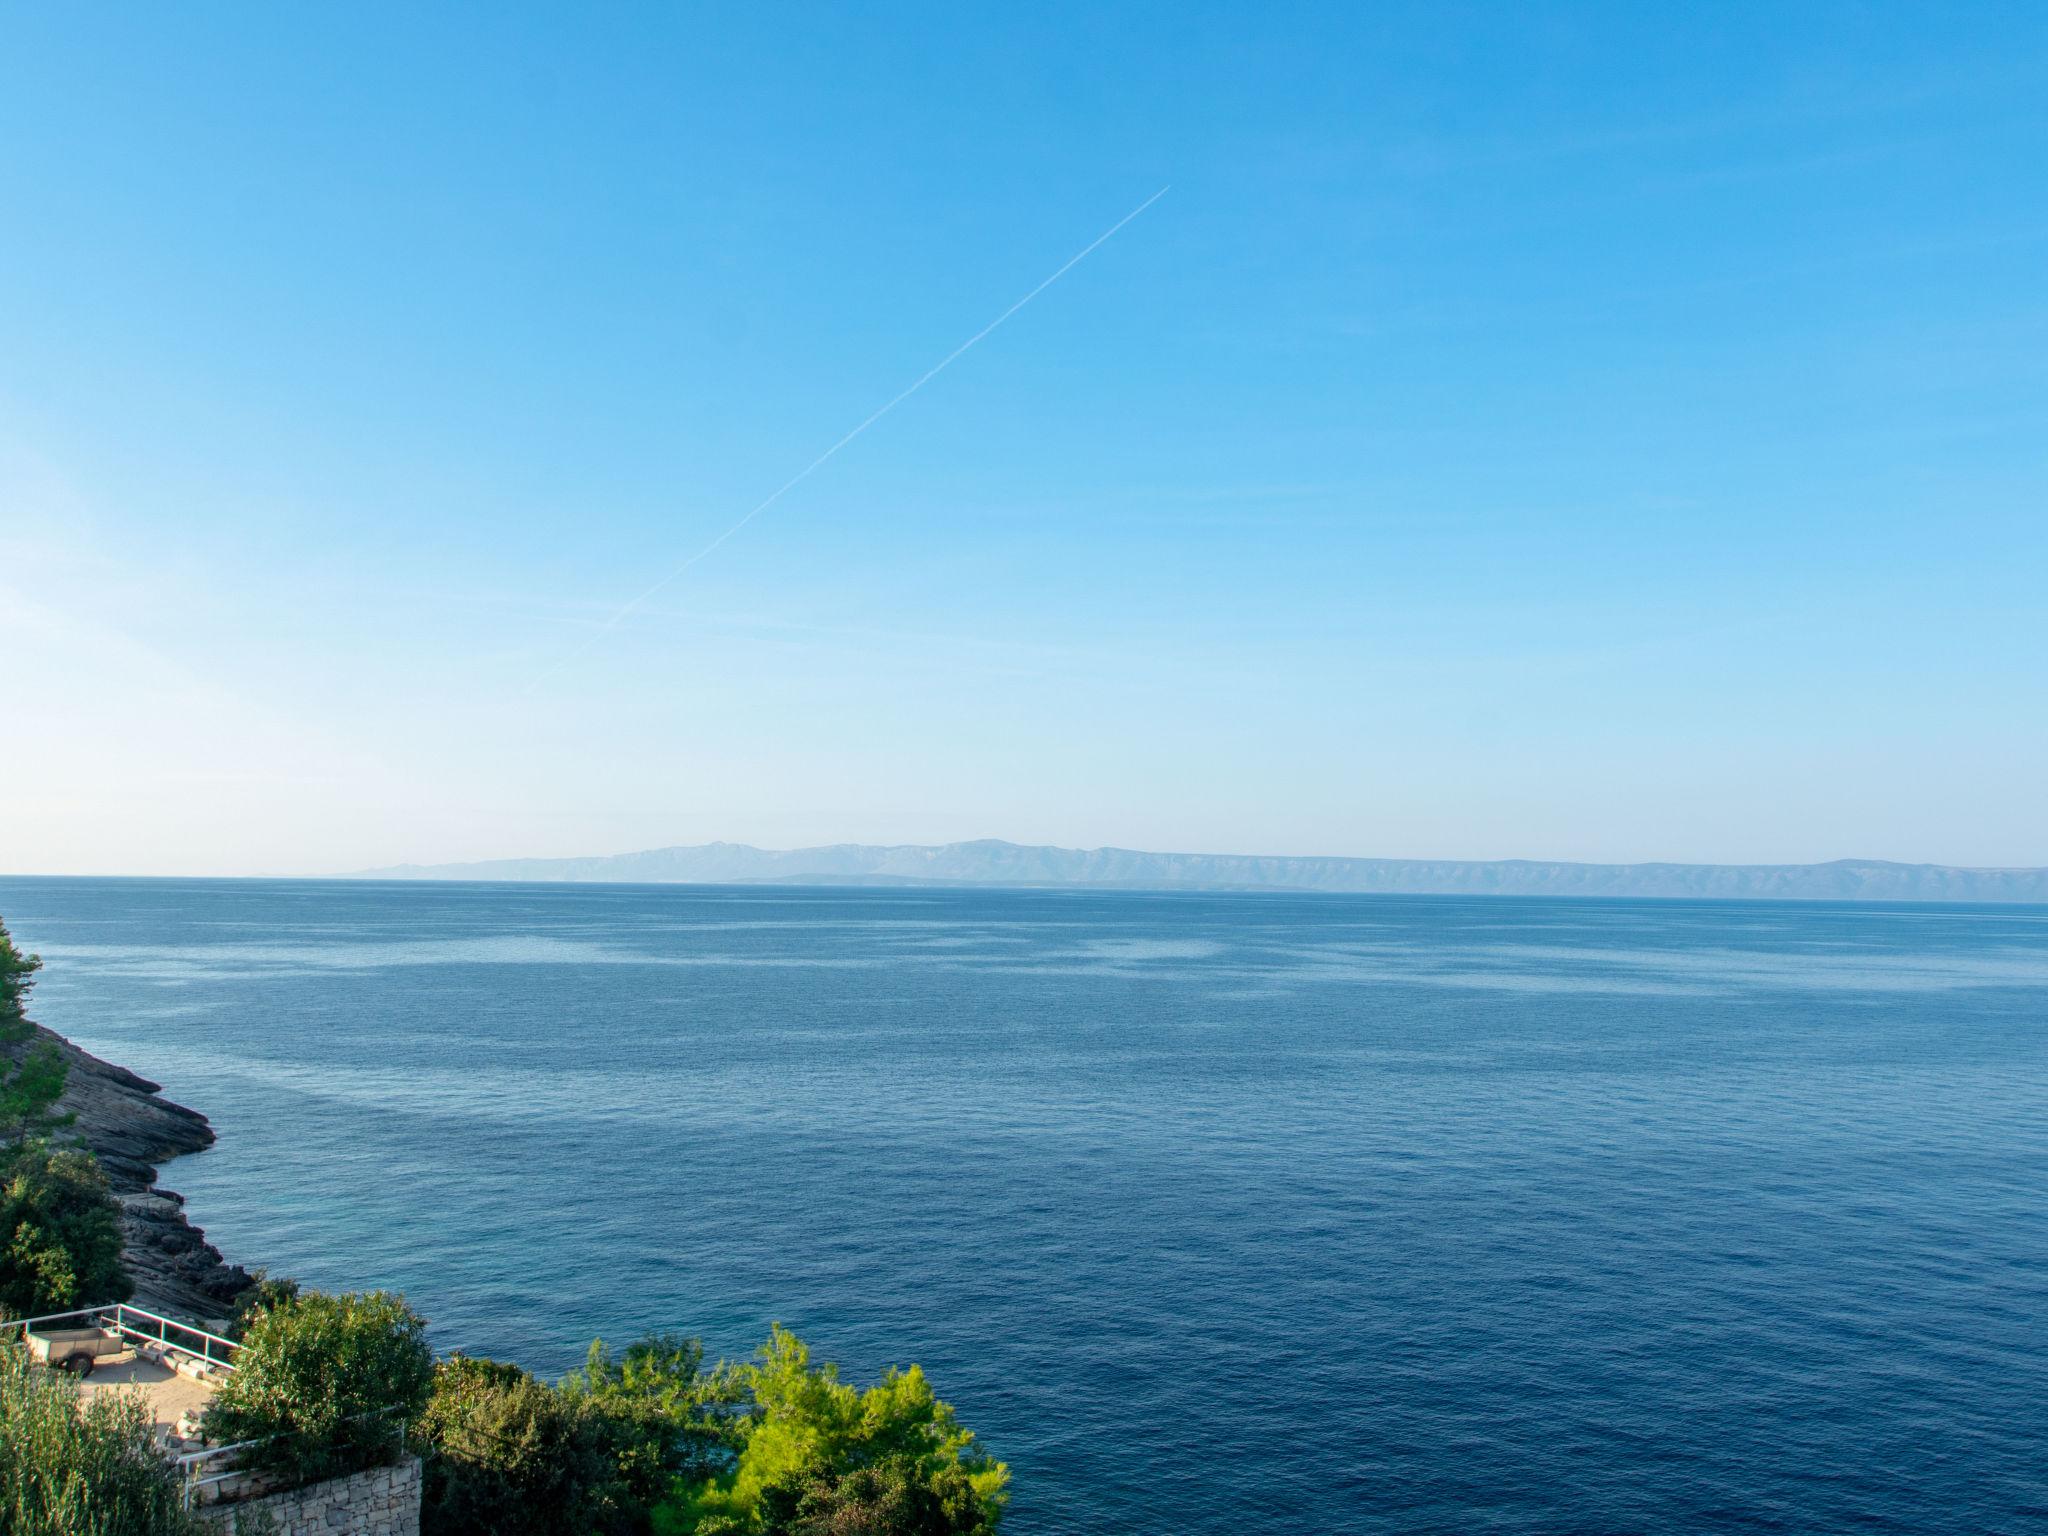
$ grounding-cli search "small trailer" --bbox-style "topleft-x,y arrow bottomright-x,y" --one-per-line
23,1323 -> 126,1376
4,1302 -> 240,1380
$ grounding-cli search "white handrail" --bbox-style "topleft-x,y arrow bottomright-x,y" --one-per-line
0,1304 -> 107,1334
106,1303 -> 240,1369
3,1300 -> 240,1370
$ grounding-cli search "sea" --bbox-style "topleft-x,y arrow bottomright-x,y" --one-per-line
0,877 -> 2043,1534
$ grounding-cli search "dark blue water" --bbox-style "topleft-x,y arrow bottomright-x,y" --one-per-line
1,878 -> 2043,1533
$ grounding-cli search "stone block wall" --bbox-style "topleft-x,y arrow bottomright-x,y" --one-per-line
199,1454 -> 421,1536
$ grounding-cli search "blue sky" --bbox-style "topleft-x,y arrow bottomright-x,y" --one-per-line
2,3 -> 2044,874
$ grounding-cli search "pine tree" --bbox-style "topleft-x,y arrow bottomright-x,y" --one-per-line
0,917 -> 69,1140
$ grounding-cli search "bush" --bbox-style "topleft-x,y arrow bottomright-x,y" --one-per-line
1,916 -> 70,1140
0,917 -> 40,1026
660,1328 -> 1006,1536
563,1333 -> 750,1484
0,1346 -> 205,1535
418,1354 -> 664,1536
228,1269 -> 301,1340
0,1138 -> 130,1317
758,1456 -> 995,1536
203,1289 -> 433,1485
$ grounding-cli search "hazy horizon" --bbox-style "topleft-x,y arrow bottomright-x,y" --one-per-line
326,837 -> 2048,905
10,834 -> 2048,885
5,5 -> 2045,877
367,837 -> 2048,884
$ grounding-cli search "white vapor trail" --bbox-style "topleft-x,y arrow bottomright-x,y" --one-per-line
525,185 -> 1170,689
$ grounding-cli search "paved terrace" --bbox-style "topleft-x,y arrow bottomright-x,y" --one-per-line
79,1348 -> 222,1445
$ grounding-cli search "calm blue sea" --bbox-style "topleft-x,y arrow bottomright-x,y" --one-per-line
1,878 -> 2044,1533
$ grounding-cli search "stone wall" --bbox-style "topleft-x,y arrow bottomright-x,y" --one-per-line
199,1455 -> 421,1536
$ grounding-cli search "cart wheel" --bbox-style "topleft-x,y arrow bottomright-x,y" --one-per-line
54,1352 -> 95,1378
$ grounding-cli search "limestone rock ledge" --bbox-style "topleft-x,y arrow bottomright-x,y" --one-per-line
37,1025 -> 254,1323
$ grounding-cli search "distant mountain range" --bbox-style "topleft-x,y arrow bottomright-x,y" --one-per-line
347,840 -> 2048,903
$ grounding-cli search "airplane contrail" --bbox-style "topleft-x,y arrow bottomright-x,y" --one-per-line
526,184 -> 1170,688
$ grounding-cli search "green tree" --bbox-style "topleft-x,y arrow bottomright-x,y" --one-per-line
0,916 -> 69,1140
563,1332 -> 750,1483
204,1289 -> 434,1485
660,1328 -> 1006,1536
418,1354 -> 666,1536
0,1138 -> 130,1317
758,1457 -> 994,1536
229,1268 -> 302,1339
0,1346 -> 205,1535
0,916 -> 40,1024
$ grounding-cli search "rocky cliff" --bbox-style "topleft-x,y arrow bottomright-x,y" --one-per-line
37,1025 -> 253,1323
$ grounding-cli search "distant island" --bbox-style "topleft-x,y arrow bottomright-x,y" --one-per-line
345,840 -> 2048,903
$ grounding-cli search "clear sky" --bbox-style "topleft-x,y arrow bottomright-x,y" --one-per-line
3,3 -> 2044,876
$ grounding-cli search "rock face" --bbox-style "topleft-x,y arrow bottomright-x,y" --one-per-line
38,1026 -> 254,1324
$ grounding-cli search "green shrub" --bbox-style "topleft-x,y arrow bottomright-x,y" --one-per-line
0,916 -> 70,1140
0,917 -> 40,1026
417,1354 -> 664,1536
757,1456 -> 995,1536
203,1289 -> 433,1486
0,1346 -> 205,1535
659,1327 -> 1006,1536
0,1138 -> 130,1317
228,1269 -> 301,1340
563,1333 -> 750,1484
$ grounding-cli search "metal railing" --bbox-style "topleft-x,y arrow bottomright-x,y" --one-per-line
0,1301 -> 240,1371
175,1436 -> 270,1509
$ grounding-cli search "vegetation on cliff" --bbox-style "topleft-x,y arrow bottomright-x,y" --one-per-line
422,1323 -> 1009,1535
1,917 -> 68,1140
0,915 -> 132,1318
0,1140 -> 132,1316
661,1326 -> 1005,1536
416,1351 -> 693,1535
563,1333 -> 751,1486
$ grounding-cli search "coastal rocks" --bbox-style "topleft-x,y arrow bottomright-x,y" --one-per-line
43,1027 -> 212,1181
116,1182 -> 253,1323
39,1026 -> 253,1321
